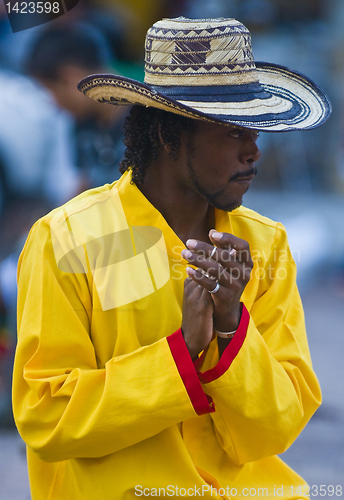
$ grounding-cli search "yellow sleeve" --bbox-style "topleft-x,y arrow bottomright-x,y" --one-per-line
196,223 -> 321,464
12,218 -> 212,463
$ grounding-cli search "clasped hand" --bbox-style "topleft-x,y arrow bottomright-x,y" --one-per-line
181,229 -> 253,360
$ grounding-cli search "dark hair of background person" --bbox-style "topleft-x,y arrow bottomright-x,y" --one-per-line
120,105 -> 196,185
24,21 -> 113,80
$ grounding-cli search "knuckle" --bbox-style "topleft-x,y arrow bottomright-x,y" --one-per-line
207,265 -> 217,276
194,268 -> 204,279
243,241 -> 250,251
198,244 -> 208,255
184,277 -> 192,287
203,298 -> 210,308
244,267 -> 252,281
219,249 -> 231,264
236,240 -> 249,252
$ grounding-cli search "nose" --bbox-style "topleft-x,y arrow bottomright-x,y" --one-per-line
240,131 -> 261,164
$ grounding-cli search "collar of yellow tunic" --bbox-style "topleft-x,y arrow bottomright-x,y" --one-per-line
49,168 -> 238,278
49,170 -> 242,312
115,170 -> 234,263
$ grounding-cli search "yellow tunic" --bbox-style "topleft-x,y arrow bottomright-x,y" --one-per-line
13,170 -> 321,499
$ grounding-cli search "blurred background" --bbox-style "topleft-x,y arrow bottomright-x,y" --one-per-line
0,0 -> 343,498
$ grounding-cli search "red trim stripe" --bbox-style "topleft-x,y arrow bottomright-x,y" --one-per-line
197,304 -> 250,384
167,329 -> 215,415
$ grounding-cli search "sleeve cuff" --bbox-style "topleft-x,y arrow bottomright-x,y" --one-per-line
197,304 -> 250,384
167,329 -> 215,416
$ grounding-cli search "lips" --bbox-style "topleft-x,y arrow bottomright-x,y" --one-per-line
231,166 -> 257,182
234,174 -> 255,182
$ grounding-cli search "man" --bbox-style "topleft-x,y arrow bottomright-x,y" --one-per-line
13,17 -> 331,500
24,21 -> 127,189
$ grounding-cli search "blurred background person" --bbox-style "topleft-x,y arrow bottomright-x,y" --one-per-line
24,20 -> 128,190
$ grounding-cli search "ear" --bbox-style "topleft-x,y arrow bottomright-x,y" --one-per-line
158,123 -> 172,154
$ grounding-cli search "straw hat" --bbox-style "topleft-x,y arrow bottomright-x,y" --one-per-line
78,17 -> 331,132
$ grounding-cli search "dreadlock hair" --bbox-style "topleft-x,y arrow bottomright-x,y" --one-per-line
119,105 -> 197,185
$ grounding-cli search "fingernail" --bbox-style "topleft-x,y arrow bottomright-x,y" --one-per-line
182,249 -> 193,260
211,231 -> 223,241
186,239 -> 197,249
186,266 -> 195,276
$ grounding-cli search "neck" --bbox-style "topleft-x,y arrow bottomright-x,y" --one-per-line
137,155 -> 215,246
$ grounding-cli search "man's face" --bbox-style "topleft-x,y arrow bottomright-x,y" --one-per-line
41,65 -> 111,123
181,121 -> 261,212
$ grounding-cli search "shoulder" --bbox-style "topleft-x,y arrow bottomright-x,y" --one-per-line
48,181 -> 118,220
231,205 -> 280,229
19,182 -> 119,270
229,205 -> 288,250
31,181 -> 118,234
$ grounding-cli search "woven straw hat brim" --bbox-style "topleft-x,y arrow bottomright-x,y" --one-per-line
78,62 -> 331,132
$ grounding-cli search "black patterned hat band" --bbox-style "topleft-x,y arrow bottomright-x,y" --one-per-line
78,17 -> 331,131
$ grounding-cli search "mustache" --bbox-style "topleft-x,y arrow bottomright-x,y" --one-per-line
230,166 -> 257,181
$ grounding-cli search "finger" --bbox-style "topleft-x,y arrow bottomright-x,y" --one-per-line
184,273 -> 205,296
186,238 -> 215,257
186,266 -> 225,296
184,276 -> 193,288
186,231 -> 247,257
182,248 -> 239,282
187,264 -> 242,293
209,230 -> 252,264
199,285 -> 213,307
183,248 -> 222,275
185,246 -> 251,291
185,237 -> 241,264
